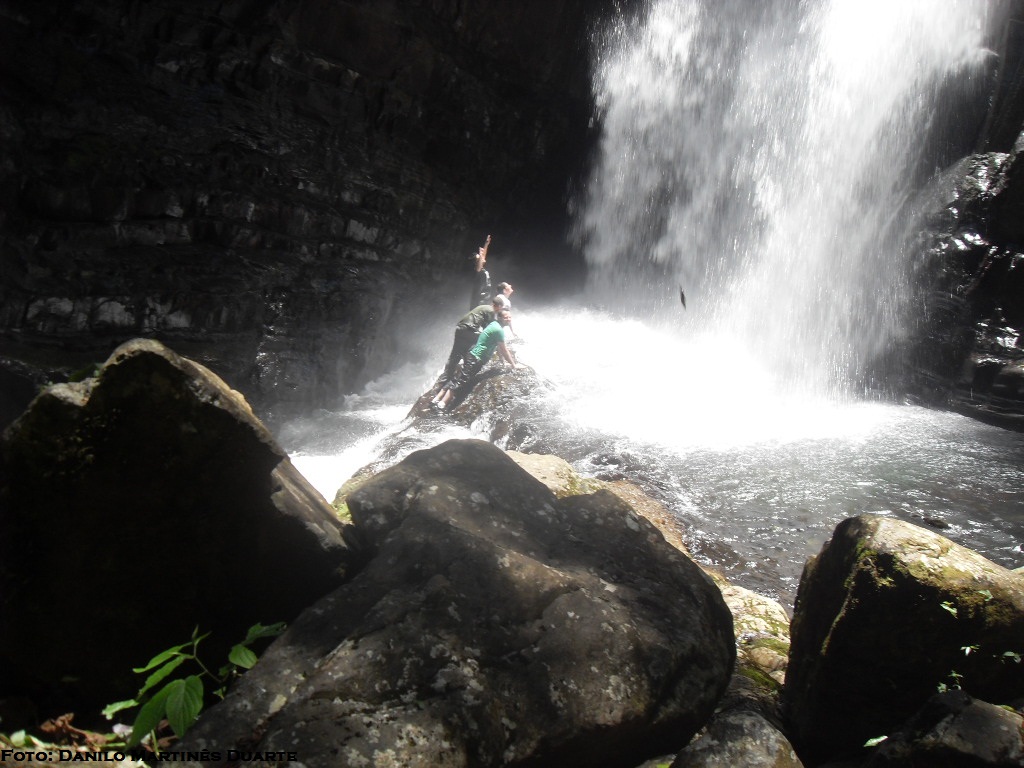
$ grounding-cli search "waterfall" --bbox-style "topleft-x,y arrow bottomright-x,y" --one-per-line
578,0 -> 995,396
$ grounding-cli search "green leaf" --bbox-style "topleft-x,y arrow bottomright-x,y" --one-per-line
131,642 -> 191,674
165,675 -> 204,737
243,622 -> 286,644
102,698 -> 139,719
864,735 -> 888,747
136,655 -> 187,699
128,685 -> 172,748
228,644 -> 259,670
940,601 -> 958,618
7,730 -> 34,747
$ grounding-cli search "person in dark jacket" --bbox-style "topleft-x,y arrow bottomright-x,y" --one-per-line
439,296 -> 504,386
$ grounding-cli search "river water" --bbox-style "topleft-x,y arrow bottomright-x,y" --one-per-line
282,0 -> 1024,610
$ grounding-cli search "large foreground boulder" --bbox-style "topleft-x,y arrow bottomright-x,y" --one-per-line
783,515 -> 1024,765
0,339 -> 354,713
179,439 -> 735,767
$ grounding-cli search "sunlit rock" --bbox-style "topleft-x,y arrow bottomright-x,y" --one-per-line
783,514 -> 1024,765
178,439 -> 735,766
722,584 -> 791,690
506,449 -> 690,554
0,338 -> 354,712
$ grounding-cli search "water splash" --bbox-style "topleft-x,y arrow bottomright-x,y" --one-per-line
578,0 -> 993,395
513,309 -> 895,451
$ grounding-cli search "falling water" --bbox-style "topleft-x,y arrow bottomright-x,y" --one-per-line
578,0 -> 993,395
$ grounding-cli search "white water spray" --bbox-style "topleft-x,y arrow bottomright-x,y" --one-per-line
579,0 -> 992,395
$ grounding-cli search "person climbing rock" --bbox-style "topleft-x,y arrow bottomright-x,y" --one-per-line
439,296 -> 505,387
432,309 -> 516,411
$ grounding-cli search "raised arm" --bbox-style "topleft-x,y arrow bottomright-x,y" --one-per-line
475,234 -> 492,272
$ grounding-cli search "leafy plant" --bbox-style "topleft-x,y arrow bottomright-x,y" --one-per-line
103,622 -> 285,748
935,594 -> 1022,695
936,669 -> 963,694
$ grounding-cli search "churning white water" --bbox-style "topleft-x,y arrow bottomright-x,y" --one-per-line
284,0 -> 1024,607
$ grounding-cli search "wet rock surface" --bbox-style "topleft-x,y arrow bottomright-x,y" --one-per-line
902,135 -> 1024,428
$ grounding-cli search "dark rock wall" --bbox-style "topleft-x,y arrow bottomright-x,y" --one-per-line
892,1 -> 1024,428
0,0 -> 616,418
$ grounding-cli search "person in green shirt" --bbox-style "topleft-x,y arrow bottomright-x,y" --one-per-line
432,309 -> 516,411
439,296 -> 504,386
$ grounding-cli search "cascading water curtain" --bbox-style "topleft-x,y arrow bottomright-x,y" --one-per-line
578,0 -> 994,396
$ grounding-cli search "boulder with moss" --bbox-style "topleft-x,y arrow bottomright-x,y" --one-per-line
783,514 -> 1024,765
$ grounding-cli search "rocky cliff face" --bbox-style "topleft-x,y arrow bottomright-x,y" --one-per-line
0,0 -> 620,421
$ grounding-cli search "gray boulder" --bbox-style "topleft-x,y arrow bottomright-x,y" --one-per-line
864,690 -> 1024,767
671,710 -> 803,768
179,439 -> 735,767
671,585 -> 801,768
783,515 -> 1024,765
0,338 -> 354,712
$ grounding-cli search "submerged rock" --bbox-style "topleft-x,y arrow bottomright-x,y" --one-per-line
783,514 -> 1024,765
0,338 -> 354,712
178,439 -> 736,766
